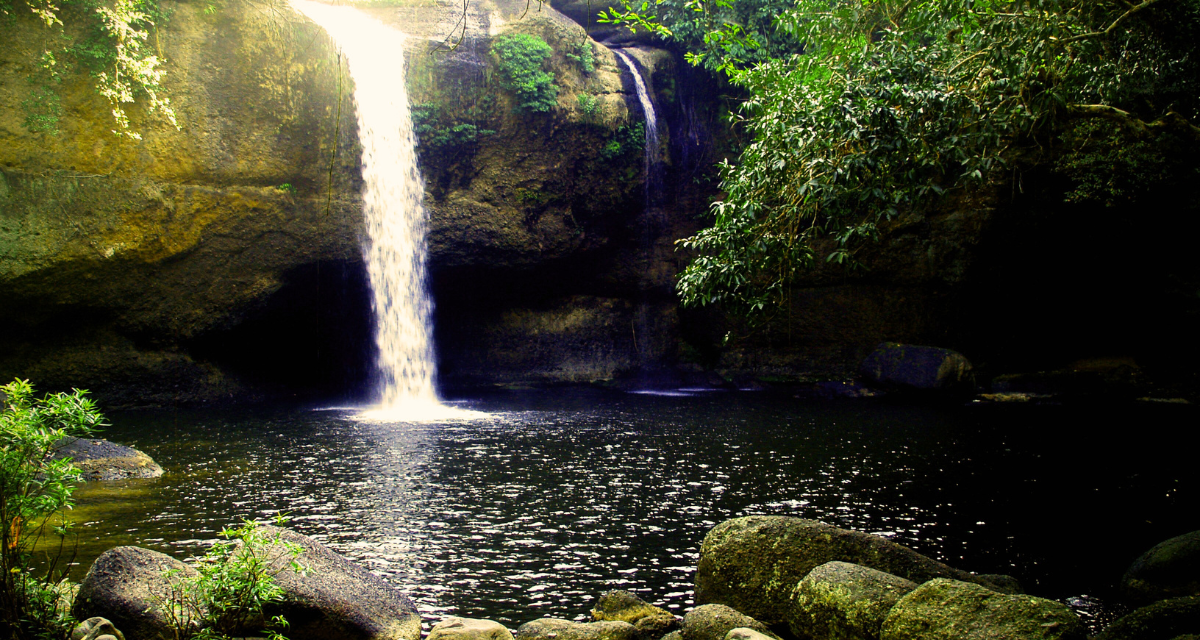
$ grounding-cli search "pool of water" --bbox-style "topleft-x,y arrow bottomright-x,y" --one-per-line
65,389 -> 1198,630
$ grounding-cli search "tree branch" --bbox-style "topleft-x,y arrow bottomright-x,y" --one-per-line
1068,103 -> 1200,141
1061,0 -> 1166,44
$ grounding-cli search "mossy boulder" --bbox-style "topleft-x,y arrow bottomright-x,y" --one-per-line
52,437 -> 163,480
681,605 -> 779,640
72,546 -> 200,640
428,617 -> 514,640
1095,596 -> 1200,640
788,561 -> 917,640
878,579 -> 1084,640
515,619 -> 638,640
1123,531 -> 1200,605
695,516 -> 1016,627
592,591 -> 680,640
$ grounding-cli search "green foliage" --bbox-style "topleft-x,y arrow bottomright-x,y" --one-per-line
598,0 -> 803,73
600,121 -> 644,160
411,101 -> 496,164
492,33 -> 558,113
663,0 -> 1200,318
566,39 -> 594,74
275,183 -> 296,194
576,93 -> 598,117
1,379 -> 107,640
158,518 -> 306,640
4,0 -> 178,138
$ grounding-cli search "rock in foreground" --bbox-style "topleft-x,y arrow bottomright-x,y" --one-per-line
681,605 -> 779,640
591,590 -> 680,640
879,579 -> 1083,640
258,526 -> 421,640
1094,596 -> 1200,640
789,561 -> 917,640
1123,530 -> 1200,605
695,516 -> 1016,626
429,617 -> 514,640
71,546 -> 199,640
515,618 -> 638,640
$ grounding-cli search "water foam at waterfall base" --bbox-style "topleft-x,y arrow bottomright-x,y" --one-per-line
291,0 -> 486,422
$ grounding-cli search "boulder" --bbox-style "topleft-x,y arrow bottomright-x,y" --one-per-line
591,590 -> 679,640
429,617 -> 515,640
1123,531 -> 1200,605
71,546 -> 200,640
680,605 -> 779,640
789,561 -> 917,640
1094,596 -> 1200,640
879,579 -> 1084,640
722,629 -> 775,640
515,619 -> 638,640
695,516 -> 1016,626
859,343 -> 973,392
53,437 -> 164,480
71,617 -> 126,640
257,526 -> 422,640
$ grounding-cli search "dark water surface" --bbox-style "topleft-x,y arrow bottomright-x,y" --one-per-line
67,390 -> 1197,629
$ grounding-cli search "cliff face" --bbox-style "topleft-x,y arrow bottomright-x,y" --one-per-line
0,0 -> 704,403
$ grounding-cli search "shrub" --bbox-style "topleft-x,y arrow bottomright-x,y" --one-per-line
567,40 -> 594,74
492,33 -> 558,113
1,378 -> 107,640
158,518 -> 307,640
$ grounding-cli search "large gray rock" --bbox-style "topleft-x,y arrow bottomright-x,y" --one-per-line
1094,596 -> 1200,640
1123,531 -> 1200,605
879,579 -> 1084,640
695,516 -> 1016,626
859,343 -> 973,392
681,605 -> 779,640
515,618 -> 638,640
789,561 -> 917,640
71,546 -> 200,640
53,437 -> 163,480
591,590 -> 679,640
257,526 -> 421,640
429,617 -> 514,640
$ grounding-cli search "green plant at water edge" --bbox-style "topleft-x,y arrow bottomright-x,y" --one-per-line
566,39 -> 594,74
492,33 -> 558,113
1,378 -> 107,640
3,0 -> 179,138
158,518 -> 307,640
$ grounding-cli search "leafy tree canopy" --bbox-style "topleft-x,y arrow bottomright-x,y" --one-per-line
604,0 -> 1200,320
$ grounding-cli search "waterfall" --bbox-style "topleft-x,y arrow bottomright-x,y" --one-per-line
613,49 -> 662,207
292,0 -> 474,419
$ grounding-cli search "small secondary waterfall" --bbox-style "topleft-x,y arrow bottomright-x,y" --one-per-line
613,49 -> 662,208
292,0 -> 468,418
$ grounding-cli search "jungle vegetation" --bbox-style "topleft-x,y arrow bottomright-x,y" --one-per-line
602,0 -> 1200,319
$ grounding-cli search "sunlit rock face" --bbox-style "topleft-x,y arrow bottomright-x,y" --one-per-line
0,0 -> 696,403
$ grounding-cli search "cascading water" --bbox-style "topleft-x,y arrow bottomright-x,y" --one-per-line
291,0 -> 478,420
613,49 -> 662,208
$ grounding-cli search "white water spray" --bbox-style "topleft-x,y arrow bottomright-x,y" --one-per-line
292,0 -> 482,420
613,49 -> 661,202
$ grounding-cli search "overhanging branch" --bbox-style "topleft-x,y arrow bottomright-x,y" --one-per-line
1068,103 -> 1200,141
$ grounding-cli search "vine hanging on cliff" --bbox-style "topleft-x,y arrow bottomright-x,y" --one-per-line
3,0 -> 179,138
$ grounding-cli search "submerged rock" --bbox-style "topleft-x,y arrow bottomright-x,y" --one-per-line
591,590 -> 679,640
695,516 -> 1016,626
53,437 -> 163,480
680,605 -> 778,640
71,546 -> 199,640
788,561 -> 917,640
859,343 -> 973,392
515,618 -> 638,640
429,617 -> 514,640
1123,530 -> 1200,605
256,526 -> 422,640
1095,596 -> 1200,640
722,629 -> 775,640
879,579 -> 1084,640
